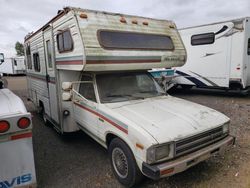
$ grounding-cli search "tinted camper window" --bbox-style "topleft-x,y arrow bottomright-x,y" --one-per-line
26,44 -> 32,69
33,53 -> 40,72
191,33 -> 215,46
46,40 -> 52,68
248,38 -> 250,55
98,30 -> 174,50
57,30 -> 73,53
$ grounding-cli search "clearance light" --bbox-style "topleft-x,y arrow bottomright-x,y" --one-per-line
143,21 -> 149,26
18,117 -> 31,129
132,20 -> 138,24
0,121 -> 10,133
120,17 -> 127,23
79,13 -> 88,19
160,168 -> 174,175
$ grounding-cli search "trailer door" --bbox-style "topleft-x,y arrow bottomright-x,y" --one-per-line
43,27 -> 60,124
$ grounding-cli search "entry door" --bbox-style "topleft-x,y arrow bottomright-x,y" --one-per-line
245,38 -> 250,87
43,27 -> 60,124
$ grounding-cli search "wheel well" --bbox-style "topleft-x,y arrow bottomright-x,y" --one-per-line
229,82 -> 243,90
106,133 -> 118,148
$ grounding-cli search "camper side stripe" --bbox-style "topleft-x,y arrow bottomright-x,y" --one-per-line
74,102 -> 128,134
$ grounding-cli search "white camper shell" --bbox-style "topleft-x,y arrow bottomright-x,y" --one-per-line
173,17 -> 250,92
0,56 -> 26,75
25,7 -> 234,187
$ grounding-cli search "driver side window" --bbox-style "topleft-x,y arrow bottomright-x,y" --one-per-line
79,75 -> 97,102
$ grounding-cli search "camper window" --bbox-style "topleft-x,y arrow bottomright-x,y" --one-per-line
247,38 -> 250,55
46,40 -> 53,68
97,30 -> 174,51
57,30 -> 73,53
33,53 -> 40,72
191,33 -> 215,46
79,75 -> 97,102
26,44 -> 32,69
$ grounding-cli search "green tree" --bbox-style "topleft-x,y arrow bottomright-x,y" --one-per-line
15,41 -> 24,56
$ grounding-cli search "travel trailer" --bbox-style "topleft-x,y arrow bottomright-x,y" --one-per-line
25,7 -> 234,187
0,56 -> 26,75
173,17 -> 250,92
0,55 -> 36,187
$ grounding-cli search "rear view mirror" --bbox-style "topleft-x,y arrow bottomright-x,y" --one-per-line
0,53 -> 4,63
62,82 -> 72,91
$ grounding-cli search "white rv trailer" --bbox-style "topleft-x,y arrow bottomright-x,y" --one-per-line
0,56 -> 26,75
25,7 -> 234,187
0,55 -> 36,187
173,17 -> 250,92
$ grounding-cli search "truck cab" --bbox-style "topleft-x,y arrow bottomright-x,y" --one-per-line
64,70 -> 235,187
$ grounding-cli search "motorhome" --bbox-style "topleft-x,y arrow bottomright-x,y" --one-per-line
25,7 -> 234,187
0,56 -> 26,75
173,17 -> 250,93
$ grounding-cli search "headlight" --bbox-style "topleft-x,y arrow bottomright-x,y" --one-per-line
222,122 -> 230,134
146,143 -> 174,164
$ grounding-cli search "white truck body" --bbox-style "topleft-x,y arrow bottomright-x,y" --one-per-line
173,17 -> 250,92
24,7 -> 234,187
0,88 -> 36,188
0,56 -> 26,75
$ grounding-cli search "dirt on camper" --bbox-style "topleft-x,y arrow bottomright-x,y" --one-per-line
6,76 -> 250,188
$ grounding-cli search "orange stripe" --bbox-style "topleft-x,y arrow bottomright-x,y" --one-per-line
74,102 -> 128,134
56,60 -> 83,65
11,132 -> 32,140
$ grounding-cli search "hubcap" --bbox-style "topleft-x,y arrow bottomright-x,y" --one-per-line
112,147 -> 128,178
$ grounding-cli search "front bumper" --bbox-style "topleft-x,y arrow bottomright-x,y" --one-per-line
142,135 -> 235,180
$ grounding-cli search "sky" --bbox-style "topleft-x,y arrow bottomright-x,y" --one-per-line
0,0 -> 249,57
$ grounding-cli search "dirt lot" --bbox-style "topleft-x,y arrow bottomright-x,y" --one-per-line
5,76 -> 250,188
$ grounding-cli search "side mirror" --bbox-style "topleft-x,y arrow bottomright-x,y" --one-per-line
62,82 -> 72,91
62,92 -> 72,101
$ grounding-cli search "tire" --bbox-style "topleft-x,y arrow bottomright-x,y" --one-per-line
108,138 -> 143,187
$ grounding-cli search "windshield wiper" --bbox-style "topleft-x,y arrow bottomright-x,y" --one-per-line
106,94 -> 144,100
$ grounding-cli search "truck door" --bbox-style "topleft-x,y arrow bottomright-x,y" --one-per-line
43,27 -> 60,125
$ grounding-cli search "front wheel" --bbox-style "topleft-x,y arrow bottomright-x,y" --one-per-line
108,138 -> 143,187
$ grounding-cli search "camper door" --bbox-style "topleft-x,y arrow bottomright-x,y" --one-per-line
43,27 -> 60,125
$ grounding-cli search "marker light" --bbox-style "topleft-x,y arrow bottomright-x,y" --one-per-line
18,117 -> 31,129
0,120 -> 10,133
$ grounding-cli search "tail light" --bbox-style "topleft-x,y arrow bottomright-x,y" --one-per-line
0,120 -> 10,133
18,117 -> 31,129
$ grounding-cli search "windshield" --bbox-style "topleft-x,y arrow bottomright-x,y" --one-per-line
96,72 -> 165,103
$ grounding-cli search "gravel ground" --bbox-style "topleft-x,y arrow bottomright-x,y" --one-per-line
5,76 -> 250,188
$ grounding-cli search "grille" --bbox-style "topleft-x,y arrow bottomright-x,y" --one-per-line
175,126 -> 226,157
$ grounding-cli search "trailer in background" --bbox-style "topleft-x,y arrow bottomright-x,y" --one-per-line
173,17 -> 250,93
0,86 -> 36,187
0,56 -> 26,75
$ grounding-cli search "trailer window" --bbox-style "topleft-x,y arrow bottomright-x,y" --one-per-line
97,30 -> 174,51
26,44 -> 32,69
79,75 -> 96,102
248,38 -> 250,55
57,30 -> 73,53
191,33 -> 215,46
46,40 -> 52,68
33,53 -> 40,72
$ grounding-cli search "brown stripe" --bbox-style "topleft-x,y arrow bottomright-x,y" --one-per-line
86,59 -> 161,64
56,60 -> 83,65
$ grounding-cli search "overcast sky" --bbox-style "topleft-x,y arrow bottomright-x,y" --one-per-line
0,0 -> 249,57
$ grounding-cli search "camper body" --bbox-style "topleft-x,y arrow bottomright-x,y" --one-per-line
25,7 -> 234,187
0,56 -> 26,75
173,17 -> 250,92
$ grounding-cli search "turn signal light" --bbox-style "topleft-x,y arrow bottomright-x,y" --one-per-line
0,120 -> 10,133
18,117 -> 31,129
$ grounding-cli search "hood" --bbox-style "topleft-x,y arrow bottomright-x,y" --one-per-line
0,89 -> 27,116
105,96 -> 229,143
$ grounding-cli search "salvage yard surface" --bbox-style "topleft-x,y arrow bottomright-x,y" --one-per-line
6,76 -> 250,188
